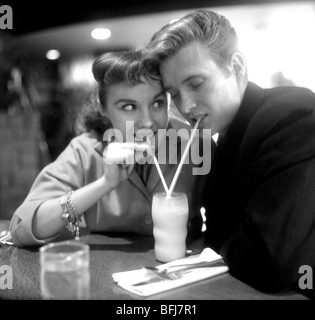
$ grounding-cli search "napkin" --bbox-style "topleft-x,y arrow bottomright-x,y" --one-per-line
112,248 -> 229,297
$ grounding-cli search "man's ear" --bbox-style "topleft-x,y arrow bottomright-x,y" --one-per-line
231,52 -> 246,80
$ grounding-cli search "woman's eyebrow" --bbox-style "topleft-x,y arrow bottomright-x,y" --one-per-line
113,91 -> 165,105
113,98 -> 136,105
153,90 -> 166,99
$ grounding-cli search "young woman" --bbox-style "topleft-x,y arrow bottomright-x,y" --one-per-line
9,50 -> 204,247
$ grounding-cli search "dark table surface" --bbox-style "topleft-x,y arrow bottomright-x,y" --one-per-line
0,220 -> 309,300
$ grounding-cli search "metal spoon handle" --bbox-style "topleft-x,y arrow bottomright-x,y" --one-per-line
164,259 -> 223,273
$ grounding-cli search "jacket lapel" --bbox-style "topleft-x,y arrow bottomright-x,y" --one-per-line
218,81 -> 264,155
128,168 -> 151,201
207,81 -> 265,189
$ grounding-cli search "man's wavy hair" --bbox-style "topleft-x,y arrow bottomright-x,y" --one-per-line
144,9 -> 240,77
76,50 -> 159,137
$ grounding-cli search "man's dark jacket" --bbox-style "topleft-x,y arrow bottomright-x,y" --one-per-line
203,82 -> 315,297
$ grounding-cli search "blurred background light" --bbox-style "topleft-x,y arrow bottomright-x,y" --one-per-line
45,49 -> 60,60
91,28 -> 111,40
60,57 -> 95,89
235,2 -> 315,92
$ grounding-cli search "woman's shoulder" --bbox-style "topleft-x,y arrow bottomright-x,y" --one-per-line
68,131 -> 104,155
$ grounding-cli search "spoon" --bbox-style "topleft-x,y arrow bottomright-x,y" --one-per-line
143,260 -> 222,280
143,248 -> 222,279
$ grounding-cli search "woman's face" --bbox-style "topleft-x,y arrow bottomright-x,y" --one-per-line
104,79 -> 169,149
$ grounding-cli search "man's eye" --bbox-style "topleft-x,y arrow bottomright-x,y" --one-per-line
169,92 -> 178,101
171,95 -> 180,108
122,104 -> 136,111
167,91 -> 180,105
189,78 -> 203,89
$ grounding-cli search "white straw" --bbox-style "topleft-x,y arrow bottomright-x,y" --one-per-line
167,118 -> 201,198
153,156 -> 169,195
139,141 -> 169,195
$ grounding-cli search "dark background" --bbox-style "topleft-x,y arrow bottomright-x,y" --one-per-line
7,0 -> 298,35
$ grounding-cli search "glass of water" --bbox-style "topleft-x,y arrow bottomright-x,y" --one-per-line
40,240 -> 90,300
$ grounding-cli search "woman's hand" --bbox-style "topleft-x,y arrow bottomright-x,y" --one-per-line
103,142 -> 151,189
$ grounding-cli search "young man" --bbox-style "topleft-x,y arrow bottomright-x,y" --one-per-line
145,9 -> 315,298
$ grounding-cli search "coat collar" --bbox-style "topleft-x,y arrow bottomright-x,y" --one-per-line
218,82 -> 265,155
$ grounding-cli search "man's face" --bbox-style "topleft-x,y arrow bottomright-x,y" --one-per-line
160,41 -> 243,136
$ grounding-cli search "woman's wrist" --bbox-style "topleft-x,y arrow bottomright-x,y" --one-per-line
97,175 -> 117,195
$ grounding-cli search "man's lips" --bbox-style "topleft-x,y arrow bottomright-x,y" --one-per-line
191,114 -> 207,127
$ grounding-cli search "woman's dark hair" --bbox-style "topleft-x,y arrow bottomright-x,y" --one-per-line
76,50 -> 158,137
74,86 -> 107,136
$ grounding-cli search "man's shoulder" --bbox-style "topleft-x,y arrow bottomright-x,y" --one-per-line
263,85 -> 315,112
242,85 -> 315,154
245,82 -> 315,116
251,85 -> 315,131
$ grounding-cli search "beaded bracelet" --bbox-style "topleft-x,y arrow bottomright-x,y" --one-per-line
60,190 -> 82,240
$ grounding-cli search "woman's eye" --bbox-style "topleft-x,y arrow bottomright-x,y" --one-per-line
152,99 -> 165,109
122,104 -> 136,111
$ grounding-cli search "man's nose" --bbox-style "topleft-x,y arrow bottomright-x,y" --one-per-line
180,92 -> 196,115
181,99 -> 197,115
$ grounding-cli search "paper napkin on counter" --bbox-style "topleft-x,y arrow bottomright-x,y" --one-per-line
112,248 -> 229,297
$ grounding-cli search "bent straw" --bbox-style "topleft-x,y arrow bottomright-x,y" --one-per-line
143,143 -> 169,195
166,118 -> 201,198
153,156 -> 169,195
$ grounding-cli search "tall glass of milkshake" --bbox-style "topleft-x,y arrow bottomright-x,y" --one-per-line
152,192 -> 188,262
